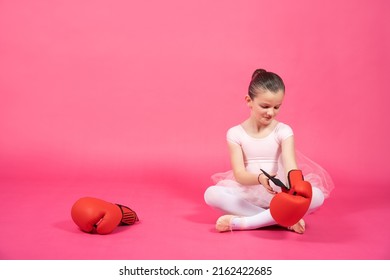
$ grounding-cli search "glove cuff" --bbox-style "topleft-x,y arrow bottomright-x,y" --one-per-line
116,204 -> 139,225
287,169 -> 304,183
287,169 -> 304,192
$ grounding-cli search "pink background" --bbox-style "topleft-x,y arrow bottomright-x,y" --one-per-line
1,0 -> 389,259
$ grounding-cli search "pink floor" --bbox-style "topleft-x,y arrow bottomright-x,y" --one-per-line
1,158 -> 389,260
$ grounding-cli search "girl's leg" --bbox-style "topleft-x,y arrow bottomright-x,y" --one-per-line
307,186 -> 325,214
216,187 -> 325,233
204,185 -> 266,216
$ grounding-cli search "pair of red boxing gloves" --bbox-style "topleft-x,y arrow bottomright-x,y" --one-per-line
71,197 -> 139,234
267,169 -> 313,227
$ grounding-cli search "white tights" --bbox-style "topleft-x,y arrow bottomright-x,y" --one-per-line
204,185 -> 325,230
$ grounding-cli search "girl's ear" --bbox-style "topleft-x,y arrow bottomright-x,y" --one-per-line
245,95 -> 252,108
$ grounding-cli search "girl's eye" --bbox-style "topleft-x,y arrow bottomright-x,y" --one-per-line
260,105 -> 280,109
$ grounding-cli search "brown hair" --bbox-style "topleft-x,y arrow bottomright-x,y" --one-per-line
248,69 -> 285,99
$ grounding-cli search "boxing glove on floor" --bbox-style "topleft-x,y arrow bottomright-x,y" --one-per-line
270,169 -> 312,227
71,197 -> 139,234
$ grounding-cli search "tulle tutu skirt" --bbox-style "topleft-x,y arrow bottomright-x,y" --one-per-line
211,151 -> 335,208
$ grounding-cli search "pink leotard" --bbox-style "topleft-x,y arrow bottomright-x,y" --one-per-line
227,122 -> 293,176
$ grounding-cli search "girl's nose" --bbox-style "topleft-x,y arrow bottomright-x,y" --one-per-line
267,109 -> 275,116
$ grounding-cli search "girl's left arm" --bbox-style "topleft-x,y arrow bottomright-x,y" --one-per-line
281,135 -> 298,175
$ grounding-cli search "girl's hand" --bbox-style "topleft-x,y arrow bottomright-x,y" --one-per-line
258,173 -> 278,195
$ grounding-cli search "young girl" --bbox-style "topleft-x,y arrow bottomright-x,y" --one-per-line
204,69 -> 334,234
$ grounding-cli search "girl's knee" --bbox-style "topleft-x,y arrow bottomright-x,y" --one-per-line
204,186 -> 218,206
309,187 -> 325,211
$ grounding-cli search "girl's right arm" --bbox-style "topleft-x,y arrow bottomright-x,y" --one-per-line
228,141 -> 275,193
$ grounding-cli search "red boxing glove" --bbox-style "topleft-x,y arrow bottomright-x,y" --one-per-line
71,197 -> 139,234
270,170 -> 312,227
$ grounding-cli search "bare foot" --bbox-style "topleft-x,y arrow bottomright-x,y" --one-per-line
287,219 -> 305,234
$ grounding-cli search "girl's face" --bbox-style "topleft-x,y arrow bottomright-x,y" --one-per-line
246,89 -> 284,126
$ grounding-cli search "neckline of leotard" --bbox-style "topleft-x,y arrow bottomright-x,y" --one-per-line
238,121 -> 280,140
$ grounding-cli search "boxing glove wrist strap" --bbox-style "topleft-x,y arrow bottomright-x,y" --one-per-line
116,204 -> 139,225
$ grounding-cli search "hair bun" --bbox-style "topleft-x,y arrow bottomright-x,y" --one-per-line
251,69 -> 267,80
